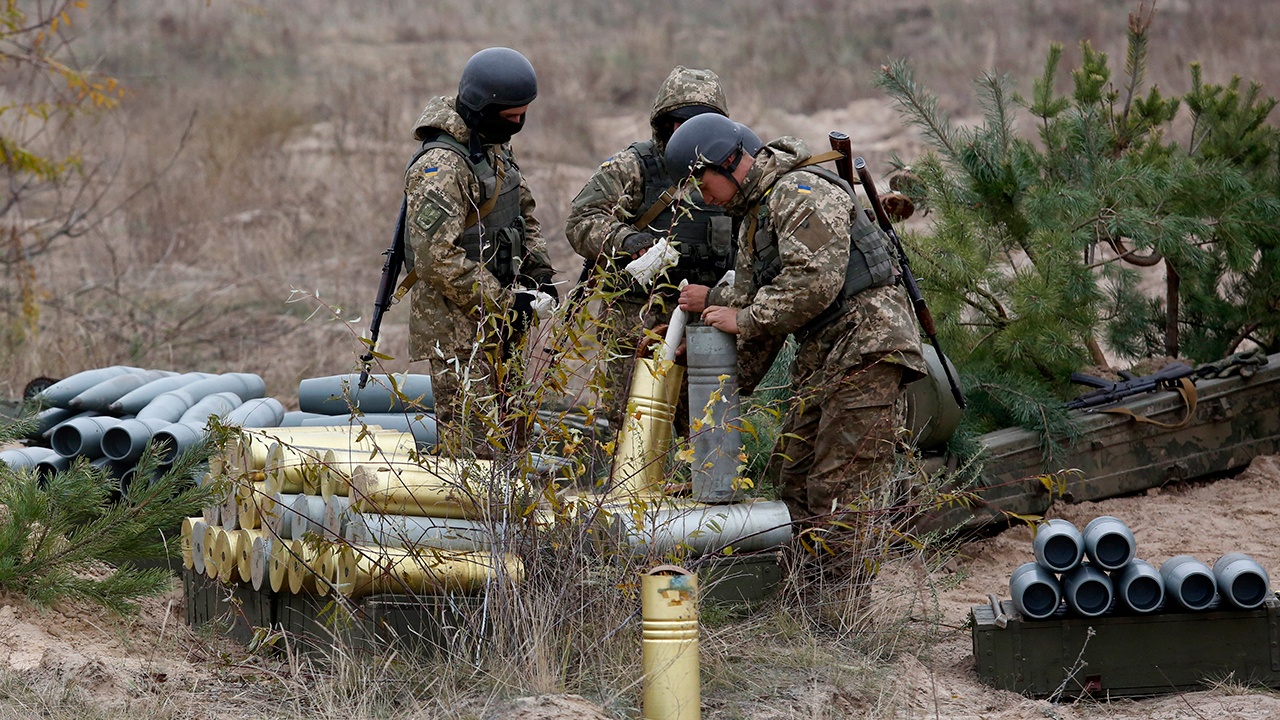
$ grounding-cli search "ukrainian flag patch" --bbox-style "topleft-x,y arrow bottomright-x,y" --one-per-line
797,184 -> 812,194
423,166 -> 439,176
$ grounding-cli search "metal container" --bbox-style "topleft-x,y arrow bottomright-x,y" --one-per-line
152,421 -> 208,463
100,418 -> 173,462
110,372 -> 215,415
609,357 -> 684,497
1061,563 -> 1114,617
36,366 -> 143,408
249,535 -> 271,591
1111,558 -> 1164,613
1009,561 -> 1061,620
0,446 -> 60,471
642,565 -> 700,720
1160,555 -> 1217,611
903,343 -> 964,450
1213,552 -> 1272,610
67,369 -> 175,411
345,513 -> 497,552
224,397 -> 287,428
285,538 -> 327,594
298,373 -> 434,415
50,415 -> 124,458
299,412 -> 438,449
177,391 -> 243,425
321,495 -> 353,542
1032,518 -> 1084,573
685,322 -> 743,503
349,462 -> 489,518
268,534 -> 291,592
603,499 -> 793,557
180,516 -> 201,571
334,545 -> 523,599
288,494 -> 328,539
1082,515 -> 1137,571
189,519 -> 209,575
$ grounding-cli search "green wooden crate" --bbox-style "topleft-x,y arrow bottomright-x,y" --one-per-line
972,595 -> 1280,698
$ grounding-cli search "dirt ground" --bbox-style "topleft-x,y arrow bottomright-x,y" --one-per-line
3,455 -> 1280,719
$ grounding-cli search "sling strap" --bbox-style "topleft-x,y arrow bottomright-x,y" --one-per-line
1097,377 -> 1199,430
393,154 -> 508,300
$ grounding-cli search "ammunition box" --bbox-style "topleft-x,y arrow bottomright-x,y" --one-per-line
972,595 -> 1280,698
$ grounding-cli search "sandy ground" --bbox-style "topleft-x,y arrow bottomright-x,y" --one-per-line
3,455 -> 1279,718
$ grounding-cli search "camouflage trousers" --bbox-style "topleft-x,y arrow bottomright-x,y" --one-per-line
418,342 -> 532,461
774,359 -> 906,524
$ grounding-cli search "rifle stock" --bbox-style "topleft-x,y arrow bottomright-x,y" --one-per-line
828,132 -> 966,409
358,197 -> 409,389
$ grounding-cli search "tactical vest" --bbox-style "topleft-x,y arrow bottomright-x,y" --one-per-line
749,164 -> 897,340
630,140 -> 736,286
409,133 -> 527,286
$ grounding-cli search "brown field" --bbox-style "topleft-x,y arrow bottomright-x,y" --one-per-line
1,1 -> 1278,718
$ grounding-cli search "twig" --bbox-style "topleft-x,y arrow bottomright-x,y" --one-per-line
1048,626 -> 1095,702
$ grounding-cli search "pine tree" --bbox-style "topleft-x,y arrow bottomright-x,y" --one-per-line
0,413 -> 217,615
875,4 -> 1280,438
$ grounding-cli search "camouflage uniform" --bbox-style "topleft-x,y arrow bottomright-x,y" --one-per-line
705,137 -> 927,523
405,95 -> 556,458
565,67 -> 733,431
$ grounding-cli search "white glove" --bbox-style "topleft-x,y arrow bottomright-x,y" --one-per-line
521,289 -> 557,322
624,236 -> 681,289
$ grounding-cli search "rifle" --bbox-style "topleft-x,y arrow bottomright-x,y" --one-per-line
357,197 -> 409,389
828,132 -> 967,410
1065,362 -> 1196,410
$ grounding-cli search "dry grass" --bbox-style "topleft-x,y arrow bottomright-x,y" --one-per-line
5,0 -> 1276,399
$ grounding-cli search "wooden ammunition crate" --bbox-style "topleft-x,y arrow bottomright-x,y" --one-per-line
184,553 -> 782,652
972,595 -> 1280,698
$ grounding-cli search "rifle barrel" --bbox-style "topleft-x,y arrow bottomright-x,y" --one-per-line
359,196 -> 410,389
843,150 -> 966,409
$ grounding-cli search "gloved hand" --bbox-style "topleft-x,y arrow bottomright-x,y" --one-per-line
514,289 -> 557,325
624,236 -> 681,289
512,290 -> 536,335
619,232 -> 657,259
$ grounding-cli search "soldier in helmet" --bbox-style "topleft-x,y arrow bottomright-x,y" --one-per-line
402,47 -> 558,458
564,66 -> 736,435
667,113 -> 927,535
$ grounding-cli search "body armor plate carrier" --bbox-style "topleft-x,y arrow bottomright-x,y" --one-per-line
749,164 -> 897,340
409,133 -> 527,286
631,139 -> 736,288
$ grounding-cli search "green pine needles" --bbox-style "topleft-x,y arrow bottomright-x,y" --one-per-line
0,413 -> 218,614
876,4 -> 1280,439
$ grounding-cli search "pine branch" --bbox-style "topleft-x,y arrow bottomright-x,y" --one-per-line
876,60 -> 963,163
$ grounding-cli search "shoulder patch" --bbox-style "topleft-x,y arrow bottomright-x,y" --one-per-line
599,156 -> 614,169
412,192 -> 453,236
791,210 -> 829,253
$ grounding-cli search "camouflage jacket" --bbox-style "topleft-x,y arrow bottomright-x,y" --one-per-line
565,66 -> 729,263
707,137 -> 927,391
403,95 -> 555,362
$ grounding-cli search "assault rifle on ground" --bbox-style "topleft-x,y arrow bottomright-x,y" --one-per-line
828,132 -> 966,409
1066,362 -> 1198,410
1066,351 -> 1270,411
357,197 -> 410,390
